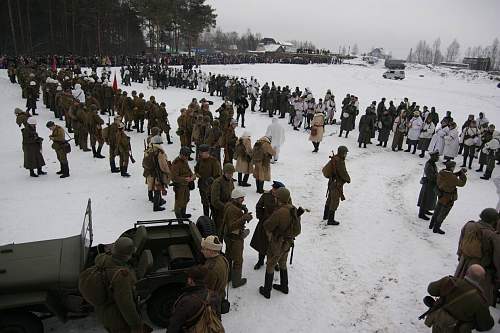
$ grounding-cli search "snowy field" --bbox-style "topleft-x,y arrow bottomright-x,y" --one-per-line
1,63 -> 500,333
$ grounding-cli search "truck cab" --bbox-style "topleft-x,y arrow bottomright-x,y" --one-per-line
383,70 -> 405,80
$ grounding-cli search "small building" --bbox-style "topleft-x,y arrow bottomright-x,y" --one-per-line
462,57 -> 491,71
255,43 -> 286,53
367,48 -> 386,59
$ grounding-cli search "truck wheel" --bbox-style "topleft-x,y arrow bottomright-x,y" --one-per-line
196,216 -> 217,238
147,286 -> 184,328
0,311 -> 43,333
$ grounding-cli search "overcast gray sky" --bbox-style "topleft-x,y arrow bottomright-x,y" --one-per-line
206,0 -> 500,58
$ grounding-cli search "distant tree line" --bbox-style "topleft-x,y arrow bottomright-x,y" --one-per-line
407,37 -> 500,69
1,0 -> 216,56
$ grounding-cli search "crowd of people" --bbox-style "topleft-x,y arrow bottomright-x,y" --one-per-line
8,56 -> 500,333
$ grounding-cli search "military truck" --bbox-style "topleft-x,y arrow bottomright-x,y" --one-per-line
0,199 -> 214,332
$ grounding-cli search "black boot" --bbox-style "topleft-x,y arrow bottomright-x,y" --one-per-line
476,165 -> 484,172
37,167 -> 47,175
257,181 -> 264,194
259,272 -> 274,299
110,160 -> 120,173
326,210 -> 339,225
60,163 -> 70,178
323,204 -> 329,220
254,253 -> 265,270
166,133 -> 173,144
182,208 -> 191,219
481,170 -> 492,180
232,268 -> 247,288
153,191 -> 165,211
418,208 -> 430,220
256,180 -> 261,193
92,145 -> 98,158
238,173 -> 243,186
121,166 -> 131,177
241,174 -> 251,187
175,210 -> 183,218
273,270 -> 289,294
29,169 -> 38,177
56,162 -> 63,175
148,191 -> 154,202
203,205 -> 210,217
95,146 -> 105,159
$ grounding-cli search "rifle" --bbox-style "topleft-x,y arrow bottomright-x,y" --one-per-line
289,243 -> 295,265
129,145 -> 136,164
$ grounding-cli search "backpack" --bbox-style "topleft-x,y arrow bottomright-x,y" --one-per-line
322,156 -> 336,179
288,206 -> 301,238
78,265 -> 124,307
185,292 -> 225,333
142,147 -> 158,175
252,141 -> 265,162
458,221 -> 483,258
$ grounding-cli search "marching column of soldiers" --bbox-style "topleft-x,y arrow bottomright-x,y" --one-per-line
8,58 -> 500,333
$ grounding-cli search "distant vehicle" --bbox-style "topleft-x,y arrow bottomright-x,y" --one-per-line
0,199 -> 213,332
383,70 -> 405,80
384,59 -> 406,69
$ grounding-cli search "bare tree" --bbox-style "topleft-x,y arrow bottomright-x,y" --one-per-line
431,38 -> 442,64
445,39 -> 460,62
7,0 -> 18,55
352,43 -> 359,55
490,38 -> 499,69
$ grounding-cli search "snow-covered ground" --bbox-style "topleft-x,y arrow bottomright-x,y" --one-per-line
1,63 -> 499,333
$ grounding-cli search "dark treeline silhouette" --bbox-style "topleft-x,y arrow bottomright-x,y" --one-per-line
1,0 -> 216,56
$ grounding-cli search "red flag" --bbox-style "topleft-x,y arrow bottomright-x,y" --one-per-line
112,73 -> 118,91
51,56 -> 57,72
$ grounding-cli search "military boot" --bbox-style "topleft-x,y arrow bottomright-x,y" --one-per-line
56,162 -> 63,175
323,204 -> 329,220
227,260 -> 233,282
60,163 -> 70,178
481,170 -> 492,180
232,268 -> 247,288
203,205 -> 210,217
153,191 -> 165,212
237,173 -> 243,186
254,253 -> 265,270
181,208 -> 192,219
241,174 -> 251,187
29,169 -> 38,177
273,270 -> 289,294
37,167 -> 47,176
121,166 -> 131,177
95,145 -> 105,159
148,191 -> 154,202
259,272 -> 274,299
110,160 -> 120,173
326,211 -> 339,226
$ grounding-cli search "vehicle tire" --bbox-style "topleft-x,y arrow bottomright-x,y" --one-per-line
147,286 -> 184,328
196,216 -> 217,238
0,311 -> 43,333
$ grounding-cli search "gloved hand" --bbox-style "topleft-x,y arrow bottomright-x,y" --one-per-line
242,213 -> 253,222
297,207 -> 305,217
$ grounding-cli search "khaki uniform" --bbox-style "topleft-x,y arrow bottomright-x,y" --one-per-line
454,220 -> 500,306
50,125 -> 68,163
170,156 -> 193,215
252,139 -> 276,181
264,204 -> 293,273
223,201 -> 246,272
235,137 -> 253,174
143,145 -> 171,191
426,276 -> 494,333
194,157 -> 222,214
430,169 -> 467,231
211,176 -> 235,236
177,114 -> 190,147
115,130 -> 131,169
323,155 -> 351,211
93,254 -> 143,332
204,255 -> 229,300
222,126 -> 237,164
